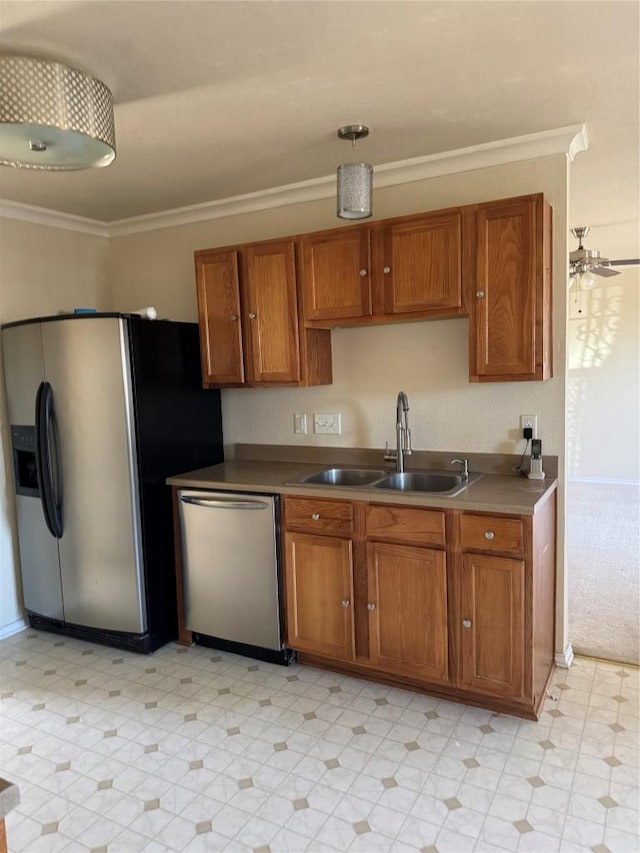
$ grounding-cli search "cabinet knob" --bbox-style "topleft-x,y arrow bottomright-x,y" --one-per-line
476,290 -> 485,298
367,603 -> 376,612
463,619 -> 472,629
341,599 -> 350,608
249,312 -> 257,320
383,266 -> 391,274
311,512 -> 320,521
484,531 -> 495,540
359,269 -> 368,277
230,314 -> 238,321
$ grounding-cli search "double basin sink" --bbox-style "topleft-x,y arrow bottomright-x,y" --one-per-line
294,467 -> 479,497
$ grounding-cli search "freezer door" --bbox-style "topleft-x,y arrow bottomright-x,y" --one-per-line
41,317 -> 146,633
178,491 -> 281,650
2,323 -> 64,620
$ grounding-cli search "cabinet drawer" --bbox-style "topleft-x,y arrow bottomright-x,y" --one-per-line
366,504 -> 445,547
460,514 -> 524,556
284,497 -> 354,535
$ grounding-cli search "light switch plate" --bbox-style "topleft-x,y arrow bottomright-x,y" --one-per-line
294,413 -> 307,435
313,413 -> 341,435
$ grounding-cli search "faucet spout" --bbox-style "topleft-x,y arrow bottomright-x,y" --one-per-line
384,391 -> 412,472
395,391 -> 411,473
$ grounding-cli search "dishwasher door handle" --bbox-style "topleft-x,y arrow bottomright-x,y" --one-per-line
179,495 -> 269,510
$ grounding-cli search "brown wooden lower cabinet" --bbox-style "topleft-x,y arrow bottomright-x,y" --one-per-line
367,541 -> 449,684
282,492 -> 556,719
284,531 -> 354,660
460,553 -> 525,699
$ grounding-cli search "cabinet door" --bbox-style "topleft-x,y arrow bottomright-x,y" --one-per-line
460,553 -> 525,699
241,241 -> 300,384
284,532 -> 354,660
195,250 -> 244,385
472,196 -> 545,380
381,212 -> 462,314
301,228 -> 371,321
367,542 -> 449,684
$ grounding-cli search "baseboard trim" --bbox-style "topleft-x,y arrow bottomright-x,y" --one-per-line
0,617 -> 28,640
555,642 -> 575,669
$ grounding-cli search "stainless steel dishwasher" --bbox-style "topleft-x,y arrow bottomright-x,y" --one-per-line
177,489 -> 291,664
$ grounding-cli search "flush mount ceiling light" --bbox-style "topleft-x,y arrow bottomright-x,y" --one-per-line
0,54 -> 116,170
336,124 -> 372,220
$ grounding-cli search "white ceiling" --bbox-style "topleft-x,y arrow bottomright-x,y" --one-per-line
0,0 -> 638,240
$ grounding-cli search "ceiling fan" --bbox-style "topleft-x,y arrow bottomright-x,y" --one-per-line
569,227 -> 640,290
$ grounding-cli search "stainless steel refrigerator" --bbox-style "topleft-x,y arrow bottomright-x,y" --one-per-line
2,313 -> 223,652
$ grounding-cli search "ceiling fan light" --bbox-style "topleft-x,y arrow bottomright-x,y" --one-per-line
580,272 -> 598,290
0,55 -> 116,170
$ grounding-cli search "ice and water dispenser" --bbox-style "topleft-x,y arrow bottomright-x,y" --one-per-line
11,426 -> 40,497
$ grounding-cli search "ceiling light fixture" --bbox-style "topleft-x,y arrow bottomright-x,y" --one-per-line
336,124 -> 372,220
0,54 -> 116,170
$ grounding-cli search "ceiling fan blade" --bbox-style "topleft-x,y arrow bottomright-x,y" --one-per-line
593,266 -> 620,277
608,259 -> 640,267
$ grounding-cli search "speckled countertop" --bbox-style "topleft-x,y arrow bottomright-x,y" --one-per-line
167,446 -> 557,515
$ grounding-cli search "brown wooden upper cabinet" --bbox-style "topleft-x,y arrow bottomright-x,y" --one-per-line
300,226 -> 372,322
470,193 -> 552,382
300,209 -> 466,326
194,192 -> 552,388
378,211 -> 463,316
195,240 -> 332,388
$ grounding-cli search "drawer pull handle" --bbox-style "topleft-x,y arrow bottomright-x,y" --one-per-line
383,266 -> 391,274
341,599 -> 350,608
476,290 -> 485,298
463,619 -> 472,629
484,531 -> 495,540
230,314 -> 238,321
249,312 -> 257,320
311,512 -> 320,520
359,269 -> 368,277
367,603 -> 376,612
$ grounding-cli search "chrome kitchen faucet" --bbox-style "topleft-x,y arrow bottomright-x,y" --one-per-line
384,390 -> 412,473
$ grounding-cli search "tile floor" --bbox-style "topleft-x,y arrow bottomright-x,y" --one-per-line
0,630 -> 638,853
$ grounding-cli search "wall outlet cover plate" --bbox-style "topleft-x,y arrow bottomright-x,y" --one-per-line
313,413 -> 341,435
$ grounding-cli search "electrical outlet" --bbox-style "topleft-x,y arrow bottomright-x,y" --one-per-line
313,413 -> 341,435
520,414 -> 538,438
294,413 -> 307,435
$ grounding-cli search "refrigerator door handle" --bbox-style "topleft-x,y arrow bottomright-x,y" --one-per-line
179,495 -> 269,511
35,381 -> 63,539
34,381 -> 54,536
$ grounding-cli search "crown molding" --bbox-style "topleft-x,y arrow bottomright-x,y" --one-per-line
0,199 -> 109,237
1,124 -> 588,239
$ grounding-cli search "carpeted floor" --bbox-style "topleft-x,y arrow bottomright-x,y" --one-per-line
568,480 -> 640,665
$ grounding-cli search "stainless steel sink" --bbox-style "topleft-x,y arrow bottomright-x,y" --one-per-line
298,467 -> 387,487
293,467 -> 480,495
372,471 -> 480,495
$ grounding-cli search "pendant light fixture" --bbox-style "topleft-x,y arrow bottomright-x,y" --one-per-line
0,55 -> 116,170
336,124 -> 372,220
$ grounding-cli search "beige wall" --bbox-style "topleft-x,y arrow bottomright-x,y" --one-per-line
108,155 -> 571,655
108,158 -> 568,458
0,157 -> 572,656
567,222 -> 640,482
565,222 -> 639,664
0,218 -> 109,632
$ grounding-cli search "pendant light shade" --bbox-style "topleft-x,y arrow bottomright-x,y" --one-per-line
336,124 -> 372,220
0,55 -> 116,170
